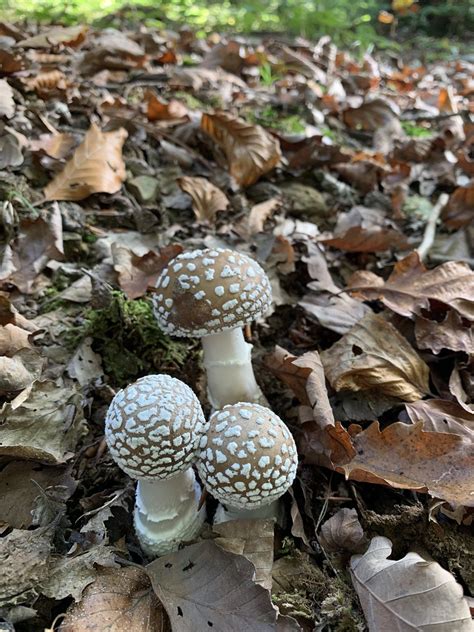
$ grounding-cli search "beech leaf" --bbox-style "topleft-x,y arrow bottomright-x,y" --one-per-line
177,176 -> 229,222
201,111 -> 281,186
319,508 -> 368,554
350,536 -> 473,631
147,540 -> 277,631
321,312 -> 430,402
44,123 -> 127,201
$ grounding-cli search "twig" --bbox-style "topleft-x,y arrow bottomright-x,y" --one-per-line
416,193 -> 449,261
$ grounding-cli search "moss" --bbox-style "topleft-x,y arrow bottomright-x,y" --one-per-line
70,291 -> 194,385
401,121 -> 433,138
244,106 -> 306,134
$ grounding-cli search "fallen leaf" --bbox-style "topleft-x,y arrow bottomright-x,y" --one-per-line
415,310 -> 474,355
201,40 -> 246,74
201,111 -> 281,187
0,379 -> 86,463
213,519 -> 274,590
246,197 -> 281,236
0,524 -> 54,608
67,336 -> 104,386
348,251 -> 474,321
0,79 -> 15,118
0,348 -> 43,395
351,536 -> 473,631
80,487 -> 133,541
177,176 -> 229,222
321,312 -> 430,402
442,184 -> 474,229
0,462 -> 76,529
405,399 -> 474,437
170,67 -> 246,91
24,69 -> 68,93
80,29 -> 145,73
44,123 -> 128,201
343,97 -> 400,131
146,91 -> 188,121
0,131 -> 23,168
15,25 -> 88,48
0,48 -> 23,74
147,540 -> 277,631
112,243 -> 182,299
59,566 -> 169,631
340,420 -> 474,506
29,132 -> 76,159
334,158 -> 386,193
319,508 -> 368,554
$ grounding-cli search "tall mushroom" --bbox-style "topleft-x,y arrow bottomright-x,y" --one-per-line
196,402 -> 298,523
151,248 -> 272,409
105,374 -> 208,556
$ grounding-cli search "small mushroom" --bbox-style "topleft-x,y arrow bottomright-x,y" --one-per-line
196,402 -> 298,523
151,248 -> 272,409
105,374 -> 208,556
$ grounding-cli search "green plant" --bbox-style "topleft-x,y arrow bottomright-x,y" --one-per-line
246,105 -> 306,134
401,121 -> 433,138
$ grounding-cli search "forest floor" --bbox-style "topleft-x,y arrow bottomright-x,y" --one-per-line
0,17 -> 473,632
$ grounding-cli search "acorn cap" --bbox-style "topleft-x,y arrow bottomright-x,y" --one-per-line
152,248 -> 272,337
105,374 -> 206,481
196,403 -> 298,509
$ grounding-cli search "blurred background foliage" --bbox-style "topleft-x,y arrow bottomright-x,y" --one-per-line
1,0 -> 473,50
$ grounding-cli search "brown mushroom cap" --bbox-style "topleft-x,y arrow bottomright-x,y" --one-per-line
151,248 -> 272,337
196,403 -> 298,509
105,375 -> 206,481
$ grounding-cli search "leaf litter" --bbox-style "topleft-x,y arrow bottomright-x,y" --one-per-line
0,15 -> 473,632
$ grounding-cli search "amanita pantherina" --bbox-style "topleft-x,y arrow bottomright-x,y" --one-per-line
105,374 -> 207,556
196,402 -> 298,523
152,248 -> 272,409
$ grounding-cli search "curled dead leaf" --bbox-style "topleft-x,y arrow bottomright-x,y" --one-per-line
201,111 -> 281,187
177,176 -> 229,223
321,312 -> 430,402
415,310 -> 474,355
319,508 -> 368,554
44,123 -> 127,201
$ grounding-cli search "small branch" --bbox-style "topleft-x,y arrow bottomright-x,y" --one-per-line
416,193 -> 450,261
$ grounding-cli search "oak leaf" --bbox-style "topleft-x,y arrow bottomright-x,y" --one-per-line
44,124 -> 127,201
348,251 -> 474,321
405,399 -> 474,437
351,536 -> 473,631
201,111 -> 281,186
321,312 -> 430,402
177,176 -> 228,222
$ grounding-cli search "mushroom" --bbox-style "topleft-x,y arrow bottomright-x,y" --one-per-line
105,374 -> 208,556
151,248 -> 272,409
196,402 -> 298,523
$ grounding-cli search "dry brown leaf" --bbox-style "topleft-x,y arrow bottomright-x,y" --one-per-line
319,508 -> 368,554
0,48 -> 24,74
322,224 -> 409,253
334,159 -> 386,193
213,519 -> 274,590
146,91 -> 188,121
0,79 -> 15,118
59,566 -> 169,631
247,197 -> 281,235
15,25 -> 88,48
340,420 -> 474,506
201,111 -> 281,187
29,132 -> 76,159
170,67 -> 246,91
415,311 -> 474,355
177,176 -> 229,222
112,243 -> 182,299
343,98 -> 400,131
348,251 -> 474,321
321,312 -> 430,402
44,123 -> 127,201
351,536 -> 473,631
442,184 -> 474,229
0,322 -> 34,356
0,348 -> 43,395
24,70 -> 68,93
405,399 -> 474,437
80,29 -> 145,73
147,540 -> 277,631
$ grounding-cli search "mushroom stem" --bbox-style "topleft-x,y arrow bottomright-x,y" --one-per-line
214,499 -> 284,525
202,328 -> 267,409
134,468 -> 205,556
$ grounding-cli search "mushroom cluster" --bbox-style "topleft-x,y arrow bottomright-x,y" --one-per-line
105,374 -> 207,556
152,248 -> 272,409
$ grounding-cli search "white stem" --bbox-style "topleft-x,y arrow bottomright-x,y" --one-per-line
202,328 -> 268,409
134,468 -> 205,557
214,499 -> 284,525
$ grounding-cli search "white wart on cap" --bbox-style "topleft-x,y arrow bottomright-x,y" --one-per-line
197,403 -> 298,509
105,374 -> 206,481
152,248 -> 272,337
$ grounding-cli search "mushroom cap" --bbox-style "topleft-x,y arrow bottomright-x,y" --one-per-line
105,374 -> 207,481
151,248 -> 272,337
196,403 -> 298,510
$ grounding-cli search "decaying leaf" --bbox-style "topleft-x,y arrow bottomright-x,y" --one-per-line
177,176 -> 229,222
415,311 -> 474,355
0,79 -> 15,118
147,540 -> 277,631
319,508 -> 368,554
0,130 -> 23,168
29,132 -> 76,159
351,536 -> 473,631
16,24 -> 88,48
213,519 -> 275,590
348,251 -> 474,321
59,566 -> 169,631
201,111 -> 281,186
44,123 -> 128,201
146,91 -> 188,121
442,184 -> 474,229
67,336 -> 104,386
0,347 -> 43,395
0,379 -> 86,463
321,312 -> 430,402
405,399 -> 474,437
112,243 -> 182,299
